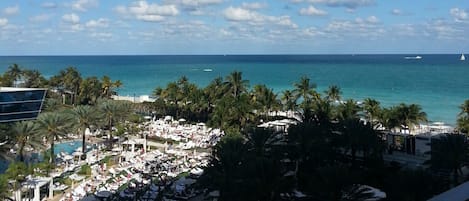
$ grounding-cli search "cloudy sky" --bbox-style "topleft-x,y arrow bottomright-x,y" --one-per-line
0,0 -> 468,55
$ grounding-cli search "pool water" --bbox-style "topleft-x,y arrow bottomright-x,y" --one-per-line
0,140 -> 92,173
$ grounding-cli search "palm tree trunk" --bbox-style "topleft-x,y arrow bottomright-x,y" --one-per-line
82,128 -> 86,160
19,145 -> 25,162
50,141 -> 55,167
109,119 -> 113,149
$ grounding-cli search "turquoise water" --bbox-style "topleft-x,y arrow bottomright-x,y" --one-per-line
0,140 -> 84,172
1,55 -> 468,124
54,140 -> 83,155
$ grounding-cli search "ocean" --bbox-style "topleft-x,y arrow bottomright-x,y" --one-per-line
1,55 -> 468,125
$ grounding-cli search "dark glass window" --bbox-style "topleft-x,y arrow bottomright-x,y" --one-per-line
0,89 -> 46,122
0,90 -> 45,103
0,102 -> 42,114
0,112 -> 40,122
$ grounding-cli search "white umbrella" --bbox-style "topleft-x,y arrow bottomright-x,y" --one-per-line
63,155 -> 73,161
178,118 -> 186,122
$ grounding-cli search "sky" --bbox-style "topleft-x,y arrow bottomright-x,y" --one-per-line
0,0 -> 468,55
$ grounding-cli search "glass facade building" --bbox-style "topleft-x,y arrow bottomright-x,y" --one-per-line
0,87 -> 47,123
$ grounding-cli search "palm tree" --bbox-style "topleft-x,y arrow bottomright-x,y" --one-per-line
99,100 -> 132,148
304,98 -> 334,124
70,105 -> 100,159
325,85 -> 341,102
0,139 -> 13,161
205,76 -> 225,103
200,132 -> 248,201
281,90 -> 297,112
6,64 -> 23,87
22,69 -> 47,88
101,76 -> 123,98
395,103 -> 427,133
340,119 -> 384,165
428,134 -> 469,184
457,100 -> 469,134
337,99 -> 361,121
36,112 -> 72,167
363,98 -> 381,126
78,76 -> 102,105
293,76 -> 317,101
5,162 -> 29,201
224,71 -> 249,98
63,67 -> 82,105
10,121 -> 43,162
251,84 -> 279,117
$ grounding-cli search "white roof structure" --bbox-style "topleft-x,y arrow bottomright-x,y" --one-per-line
22,177 -> 51,189
0,87 -> 47,92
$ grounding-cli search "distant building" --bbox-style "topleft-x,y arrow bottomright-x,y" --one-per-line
0,87 -> 47,123
384,123 -> 454,168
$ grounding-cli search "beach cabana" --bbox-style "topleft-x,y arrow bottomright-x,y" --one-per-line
21,177 -> 53,201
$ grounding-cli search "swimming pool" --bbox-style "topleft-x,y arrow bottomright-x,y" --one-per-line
54,140 -> 85,155
0,140 -> 93,173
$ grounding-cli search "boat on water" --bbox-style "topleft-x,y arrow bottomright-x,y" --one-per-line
461,54 -> 466,61
404,56 -> 422,60
203,68 -> 213,72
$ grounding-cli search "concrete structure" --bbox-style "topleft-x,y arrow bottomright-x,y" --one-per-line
0,87 -> 47,123
384,122 -> 454,168
20,177 -> 53,201
428,181 -> 469,201
111,94 -> 155,103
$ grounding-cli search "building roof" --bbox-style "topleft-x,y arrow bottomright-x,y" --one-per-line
0,87 -> 47,92
427,181 -> 469,201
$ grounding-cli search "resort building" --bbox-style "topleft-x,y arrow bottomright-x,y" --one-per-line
384,122 -> 454,168
0,87 -> 47,123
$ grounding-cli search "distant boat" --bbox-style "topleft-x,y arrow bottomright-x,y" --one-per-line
404,56 -> 422,60
461,54 -> 466,61
203,68 -> 213,72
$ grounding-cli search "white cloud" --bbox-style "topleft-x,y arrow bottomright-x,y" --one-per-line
425,19 -> 465,40
85,18 -> 109,28
42,2 -> 57,8
241,2 -> 267,10
391,24 -> 417,37
72,0 -> 99,12
299,6 -> 327,16
136,15 -> 165,22
301,27 -> 325,37
3,5 -> 19,16
450,8 -> 468,22
276,16 -> 298,28
367,16 -> 379,23
179,0 -> 223,7
90,32 -> 113,41
0,18 -> 8,27
189,9 -> 206,16
223,7 -> 298,29
391,9 -> 402,16
128,1 -> 178,16
62,13 -> 80,24
224,7 -> 258,21
324,16 -> 384,39
29,14 -> 51,23
116,1 -> 179,22
293,0 -> 374,9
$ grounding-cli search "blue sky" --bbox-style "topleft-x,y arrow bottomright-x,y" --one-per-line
0,0 -> 468,55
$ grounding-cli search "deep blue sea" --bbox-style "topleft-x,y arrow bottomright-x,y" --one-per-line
1,55 -> 468,125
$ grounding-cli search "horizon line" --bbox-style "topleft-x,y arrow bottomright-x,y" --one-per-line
0,53 -> 465,57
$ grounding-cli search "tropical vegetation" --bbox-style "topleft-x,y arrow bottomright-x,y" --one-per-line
0,65 -> 468,200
